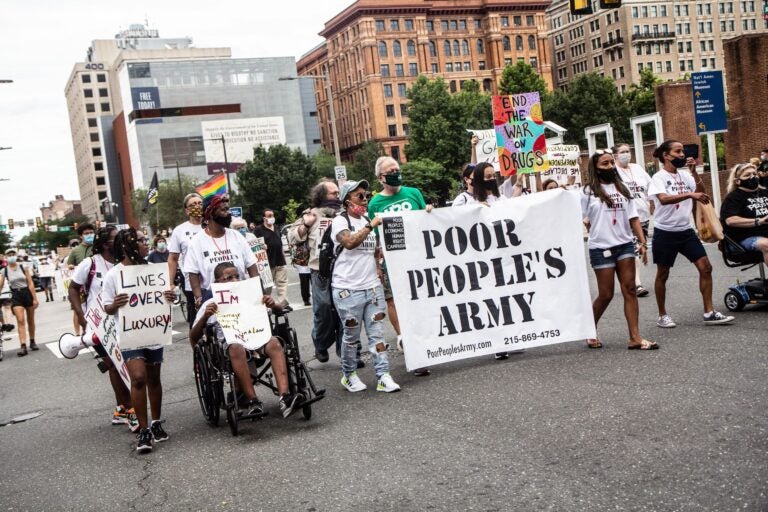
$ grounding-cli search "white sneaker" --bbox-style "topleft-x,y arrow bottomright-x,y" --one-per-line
656,314 -> 676,328
376,373 -> 401,393
341,372 -> 367,392
703,310 -> 734,325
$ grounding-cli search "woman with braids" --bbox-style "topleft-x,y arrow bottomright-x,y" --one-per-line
581,149 -> 658,351
102,228 -> 177,454
68,225 -> 136,430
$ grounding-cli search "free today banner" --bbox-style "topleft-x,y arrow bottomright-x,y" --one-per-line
379,190 -> 595,370
116,264 -> 173,350
210,277 -> 271,350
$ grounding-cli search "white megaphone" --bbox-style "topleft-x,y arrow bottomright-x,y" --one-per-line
58,332 -> 98,359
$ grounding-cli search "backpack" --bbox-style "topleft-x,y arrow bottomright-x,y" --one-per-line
318,212 -> 369,279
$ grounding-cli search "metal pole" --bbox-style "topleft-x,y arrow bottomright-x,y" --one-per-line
707,132 -> 721,212
323,74 -> 342,166
221,135 -> 231,194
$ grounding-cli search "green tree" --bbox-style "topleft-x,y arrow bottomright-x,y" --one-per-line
349,140 -> 385,189
234,144 -> 319,224
313,149 -> 338,180
19,214 -> 90,252
544,72 -> 632,147
0,230 -> 13,253
401,159 -> 454,206
453,79 -> 493,130
498,62 -> 550,100
281,199 -> 301,224
624,67 -> 661,117
131,174 -> 200,235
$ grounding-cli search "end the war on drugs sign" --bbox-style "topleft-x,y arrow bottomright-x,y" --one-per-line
116,264 -> 173,350
379,190 -> 595,371
493,92 -> 549,176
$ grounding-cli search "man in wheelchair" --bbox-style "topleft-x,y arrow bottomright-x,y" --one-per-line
190,262 -> 303,419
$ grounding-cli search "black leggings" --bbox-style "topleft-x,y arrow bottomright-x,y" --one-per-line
299,273 -> 311,304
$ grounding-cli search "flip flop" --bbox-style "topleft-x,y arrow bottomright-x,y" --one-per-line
628,339 -> 659,350
586,338 -> 602,349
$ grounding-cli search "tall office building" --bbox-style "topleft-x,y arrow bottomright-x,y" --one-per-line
546,0 -> 768,93
297,0 -> 554,162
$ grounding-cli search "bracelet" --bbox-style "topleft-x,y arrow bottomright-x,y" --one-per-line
755,218 -> 760,227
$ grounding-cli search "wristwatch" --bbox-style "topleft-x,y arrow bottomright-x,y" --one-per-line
756,218 -> 761,226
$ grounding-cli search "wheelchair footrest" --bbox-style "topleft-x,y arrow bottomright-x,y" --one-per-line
238,409 -> 268,421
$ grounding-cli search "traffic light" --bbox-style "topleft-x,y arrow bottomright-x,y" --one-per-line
7,218 -> 13,229
73,222 -> 78,230
35,217 -> 42,229
569,0 -> 594,15
599,0 -> 621,8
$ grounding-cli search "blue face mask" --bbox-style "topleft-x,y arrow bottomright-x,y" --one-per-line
238,228 -> 247,237
6,256 -> 17,264
83,234 -> 95,245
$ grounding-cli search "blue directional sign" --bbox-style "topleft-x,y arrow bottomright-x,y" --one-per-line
691,71 -> 727,135
229,206 -> 243,218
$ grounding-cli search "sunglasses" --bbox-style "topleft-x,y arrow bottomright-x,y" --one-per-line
352,192 -> 373,200
594,149 -> 613,156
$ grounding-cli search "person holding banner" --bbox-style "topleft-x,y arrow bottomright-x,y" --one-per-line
648,140 -> 734,327
190,262 -> 303,418
0,249 -> 39,356
581,150 -> 658,350
613,144 -> 654,298
168,193 -> 204,327
69,225 -> 136,429
102,228 -> 177,454
542,179 -> 560,191
185,195 -> 260,310
334,180 -> 400,393
451,164 -> 476,207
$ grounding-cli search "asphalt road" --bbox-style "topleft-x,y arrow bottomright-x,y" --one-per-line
0,244 -> 766,511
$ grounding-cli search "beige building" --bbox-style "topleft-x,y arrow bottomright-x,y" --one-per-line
298,0 -> 554,162
39,195 -> 82,223
64,24 -> 228,220
546,0 -> 767,92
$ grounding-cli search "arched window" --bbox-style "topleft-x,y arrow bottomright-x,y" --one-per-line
503,36 -> 511,51
444,40 -> 452,56
393,40 -> 402,57
462,39 -> 470,55
378,41 -> 388,57
429,41 -> 437,57
476,39 -> 485,54
528,35 -> 536,50
516,36 -> 524,51
453,40 -> 460,55
407,40 -> 416,56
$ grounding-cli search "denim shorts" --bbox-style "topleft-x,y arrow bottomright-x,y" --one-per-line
652,228 -> 707,268
121,347 -> 164,364
740,236 -> 765,252
588,241 -> 636,269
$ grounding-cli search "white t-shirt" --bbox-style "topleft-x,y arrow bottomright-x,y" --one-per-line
580,184 -> 639,249
617,164 -> 653,223
168,220 -> 203,289
331,214 -> 380,290
101,262 -> 162,350
193,298 -> 226,344
183,228 -> 257,291
71,255 -> 114,312
453,193 -> 506,206
648,169 -> 696,232
451,191 -> 474,207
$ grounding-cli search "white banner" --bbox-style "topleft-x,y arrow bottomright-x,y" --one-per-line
116,264 -> 173,349
541,145 -> 582,185
380,190 -> 595,370
211,277 -> 271,350
85,294 -> 131,388
201,117 -> 286,164
38,263 -> 55,278
247,237 -> 274,290
54,268 -> 74,300
467,128 -> 499,172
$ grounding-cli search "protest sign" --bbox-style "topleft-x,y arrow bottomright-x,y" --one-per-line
247,237 -> 274,289
116,264 -> 173,350
55,267 -> 74,300
493,93 -> 549,176
467,129 -> 500,172
211,277 -> 271,350
541,145 -> 581,185
380,190 -> 595,370
38,263 -> 55,278
85,294 -> 130,388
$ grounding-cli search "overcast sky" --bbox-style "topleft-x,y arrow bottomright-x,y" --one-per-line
0,0 -> 353,240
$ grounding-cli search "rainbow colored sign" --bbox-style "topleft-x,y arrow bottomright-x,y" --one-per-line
492,93 -> 549,176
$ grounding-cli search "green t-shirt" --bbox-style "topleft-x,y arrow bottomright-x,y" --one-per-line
66,243 -> 93,266
367,186 -> 427,217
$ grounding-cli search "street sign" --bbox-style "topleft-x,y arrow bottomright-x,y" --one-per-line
691,71 -> 727,135
229,206 -> 243,218
47,225 -> 58,232
334,165 -> 347,181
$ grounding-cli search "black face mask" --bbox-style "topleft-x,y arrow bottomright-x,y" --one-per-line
320,199 -> 342,210
596,168 -> 616,181
670,156 -> 688,168
483,179 -> 497,190
213,214 -> 232,228
759,175 -> 768,188
739,177 -> 759,190
383,172 -> 403,187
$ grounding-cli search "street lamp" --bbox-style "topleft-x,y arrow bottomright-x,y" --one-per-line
279,73 -> 341,166
0,147 -> 11,150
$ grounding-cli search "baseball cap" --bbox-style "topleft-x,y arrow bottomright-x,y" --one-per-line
339,180 -> 369,204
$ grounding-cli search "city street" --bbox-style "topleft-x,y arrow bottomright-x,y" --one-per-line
0,243 -> 766,511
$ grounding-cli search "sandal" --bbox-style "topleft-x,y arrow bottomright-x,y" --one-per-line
586,338 -> 603,349
628,339 -> 659,350
636,286 -> 650,297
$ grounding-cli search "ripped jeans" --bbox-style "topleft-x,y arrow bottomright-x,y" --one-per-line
332,285 -> 388,379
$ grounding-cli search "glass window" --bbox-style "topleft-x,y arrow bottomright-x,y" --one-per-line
427,20 -> 434,32
393,40 -> 402,57
101,102 -> 110,112
503,36 -> 511,51
398,83 -> 407,96
92,147 -> 101,157
516,36 -> 524,51
84,89 -> 93,98
87,118 -> 97,127
530,57 -> 538,68
528,35 -> 536,50
453,40 -> 460,55
501,16 -> 509,27
395,64 -> 404,77
463,62 -> 471,71
407,40 -> 416,56
98,88 -> 108,97
475,19 -> 482,29
431,63 -> 439,73
462,40 -> 469,55
477,39 -> 485,54
85,103 -> 95,113
459,20 -> 467,30
409,63 -> 418,76
97,74 -> 106,83
128,63 -> 150,78
403,124 -> 409,136
391,20 -> 399,30
376,19 -> 385,31
379,41 -> 388,57
386,104 -> 395,117
444,40 -> 452,56
90,133 -> 99,142
429,41 -> 437,57
446,63 -> 453,72
514,16 -> 522,26
450,20 -> 458,30
381,65 -> 390,77
405,19 -> 414,30
94,162 -> 104,171
478,61 -> 486,70
526,15 -> 534,26
400,104 -> 408,116
81,74 -> 91,83
384,84 -> 393,97
441,20 -> 449,31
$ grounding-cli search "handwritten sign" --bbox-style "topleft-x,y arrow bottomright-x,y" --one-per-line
467,129 -> 500,172
211,277 -> 271,350
541,145 -> 581,185
493,93 -> 549,176
247,236 -> 274,289
116,264 -> 173,349
85,294 -> 130,388
55,267 -> 74,300
38,263 -> 55,278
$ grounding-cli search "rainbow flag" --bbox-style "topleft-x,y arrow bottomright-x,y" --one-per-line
196,172 -> 227,199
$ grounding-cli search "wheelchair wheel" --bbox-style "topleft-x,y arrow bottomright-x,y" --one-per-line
302,404 -> 312,420
194,344 -> 221,426
724,291 -> 745,312
226,405 -> 239,436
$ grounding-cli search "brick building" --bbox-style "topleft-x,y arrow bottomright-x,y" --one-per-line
39,195 -> 83,223
297,0 -> 554,162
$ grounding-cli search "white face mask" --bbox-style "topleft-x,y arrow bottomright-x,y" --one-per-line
617,153 -> 631,166
265,217 -> 275,226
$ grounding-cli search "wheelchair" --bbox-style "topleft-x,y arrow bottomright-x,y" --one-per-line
193,310 -> 325,436
718,234 -> 768,311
